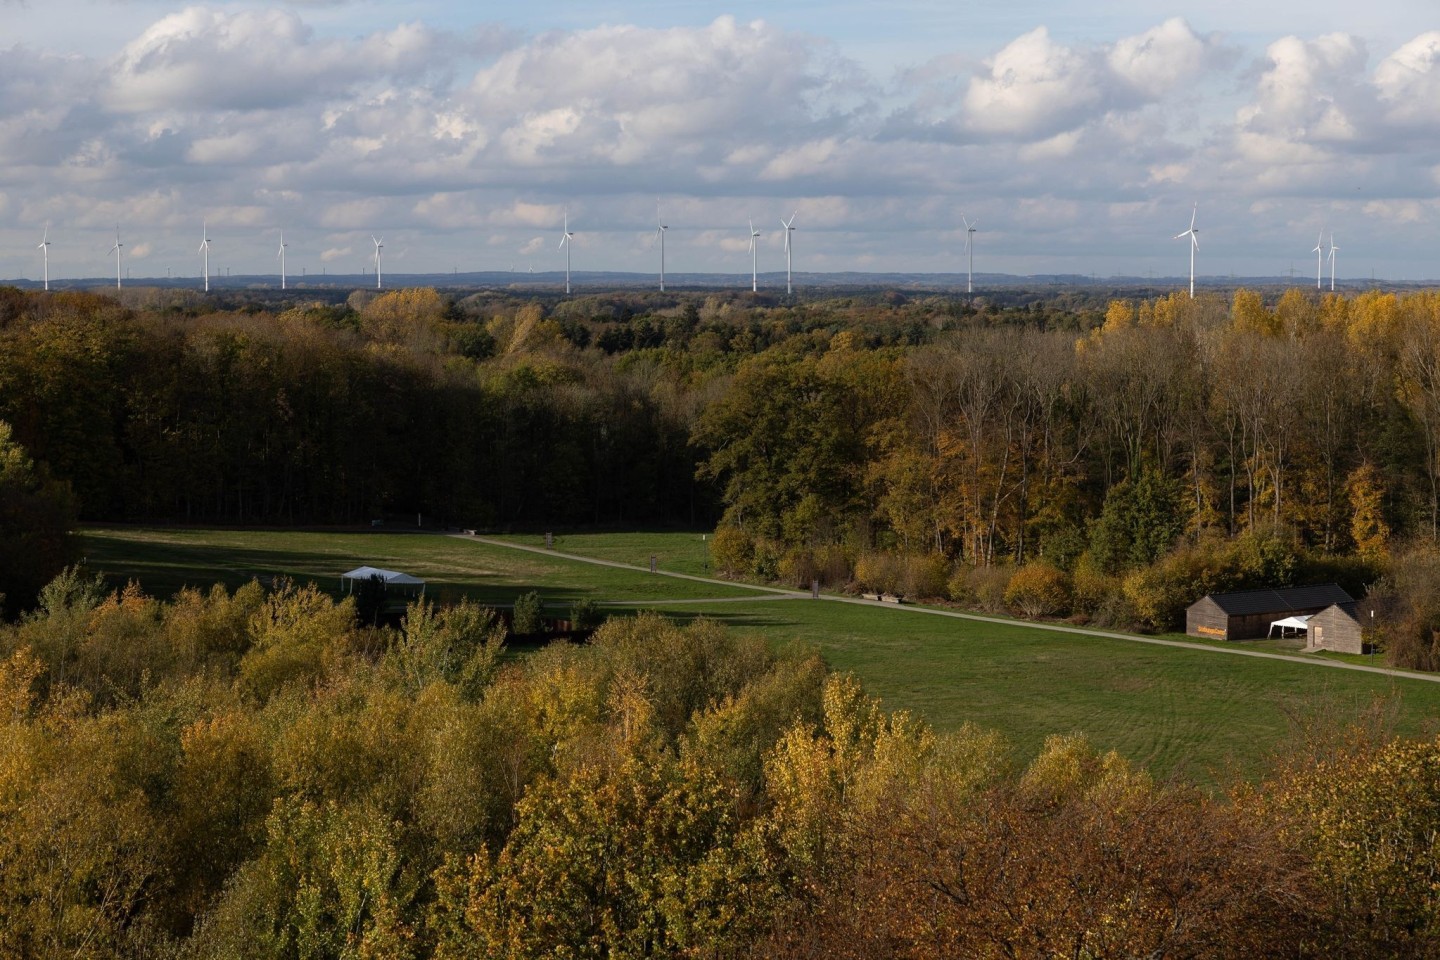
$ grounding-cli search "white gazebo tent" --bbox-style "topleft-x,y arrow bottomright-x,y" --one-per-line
340,566 -> 426,597
1267,614 -> 1312,638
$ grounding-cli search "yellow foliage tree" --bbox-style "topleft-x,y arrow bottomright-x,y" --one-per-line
1348,462 -> 1390,561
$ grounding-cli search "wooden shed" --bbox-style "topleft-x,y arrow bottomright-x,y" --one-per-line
1185,584 -> 1355,641
1306,602 -> 1367,654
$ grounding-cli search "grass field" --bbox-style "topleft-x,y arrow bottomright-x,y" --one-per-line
492,531 -> 718,578
82,526 -> 1440,782
82,527 -> 760,607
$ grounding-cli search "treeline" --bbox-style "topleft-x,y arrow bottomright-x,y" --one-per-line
0,283 -> 1093,533
3,578 -> 1440,958
0,288 -> 707,527
700,289 -> 1440,641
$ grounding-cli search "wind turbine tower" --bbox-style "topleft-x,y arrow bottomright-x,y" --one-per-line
199,220 -> 211,292
781,211 -> 797,295
962,216 -> 978,295
1328,233 -> 1339,292
372,236 -> 383,290
1313,231 -> 1324,291
748,220 -> 761,292
656,204 -> 668,292
278,232 -> 287,290
559,211 -> 574,295
110,228 -> 123,290
37,225 -> 50,291
1173,204 -> 1199,298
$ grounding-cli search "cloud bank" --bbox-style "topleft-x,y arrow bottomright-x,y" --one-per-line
1,8 -> 1439,278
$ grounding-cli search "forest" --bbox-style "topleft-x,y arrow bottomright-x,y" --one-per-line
4,579 -> 1440,959
4,283 -> 1440,661
7,284 -> 1440,956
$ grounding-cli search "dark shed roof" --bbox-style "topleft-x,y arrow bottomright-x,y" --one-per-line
1204,584 -> 1354,616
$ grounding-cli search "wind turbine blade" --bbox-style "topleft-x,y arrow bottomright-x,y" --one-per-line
1189,204 -> 1197,230
1191,234 -> 1199,250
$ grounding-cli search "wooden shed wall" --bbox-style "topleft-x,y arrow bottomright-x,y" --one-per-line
1226,612 -> 1285,641
1186,598 -> 1231,639
1308,606 -> 1365,655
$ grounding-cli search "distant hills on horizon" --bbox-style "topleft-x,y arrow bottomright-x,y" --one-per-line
4,269 -> 1435,295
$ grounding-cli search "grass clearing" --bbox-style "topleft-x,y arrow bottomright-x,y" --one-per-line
491,530 -> 718,578
83,526 -> 1440,782
82,527 -> 759,608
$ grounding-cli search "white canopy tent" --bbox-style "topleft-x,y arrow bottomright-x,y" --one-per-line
340,566 -> 426,595
1267,614 -> 1312,638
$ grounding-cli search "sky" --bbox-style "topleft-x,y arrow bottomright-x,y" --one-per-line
2,0 -> 1439,283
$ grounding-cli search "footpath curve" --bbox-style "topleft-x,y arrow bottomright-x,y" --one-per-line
452,533 -> 1440,685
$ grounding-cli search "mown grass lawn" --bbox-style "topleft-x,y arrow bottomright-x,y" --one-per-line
82,526 -> 758,607
493,530 -> 718,578
83,526 -> 1440,783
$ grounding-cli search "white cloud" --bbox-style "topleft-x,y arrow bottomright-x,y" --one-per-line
1107,18 -> 1213,94
103,8 -> 452,113
465,16 -> 864,171
1236,33 -> 1368,143
964,27 -> 1103,137
319,246 -> 352,262
1374,31 -> 1440,127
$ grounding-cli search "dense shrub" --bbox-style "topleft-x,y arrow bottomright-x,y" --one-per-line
778,548 -> 819,589
949,563 -> 1013,613
903,553 -> 951,600
854,552 -> 902,594
1368,543 -> 1440,670
1004,561 -> 1073,618
709,527 -> 753,578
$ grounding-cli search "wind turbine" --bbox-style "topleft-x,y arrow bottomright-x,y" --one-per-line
656,203 -> 668,292
1313,230 -> 1324,291
559,210 -> 574,295
372,235 -> 383,290
277,231 -> 287,290
198,219 -> 211,292
781,210 -> 797,295
1173,203 -> 1199,298
747,220 -> 761,292
962,215 -> 978,295
37,224 -> 50,291
109,227 -> 123,290
1328,233 -> 1339,292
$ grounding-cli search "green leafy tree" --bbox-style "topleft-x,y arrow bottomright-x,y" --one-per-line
0,420 -> 78,616
1088,470 -> 1188,574
510,591 -> 543,636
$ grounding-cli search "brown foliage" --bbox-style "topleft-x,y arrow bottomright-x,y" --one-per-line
761,736 -> 1312,960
